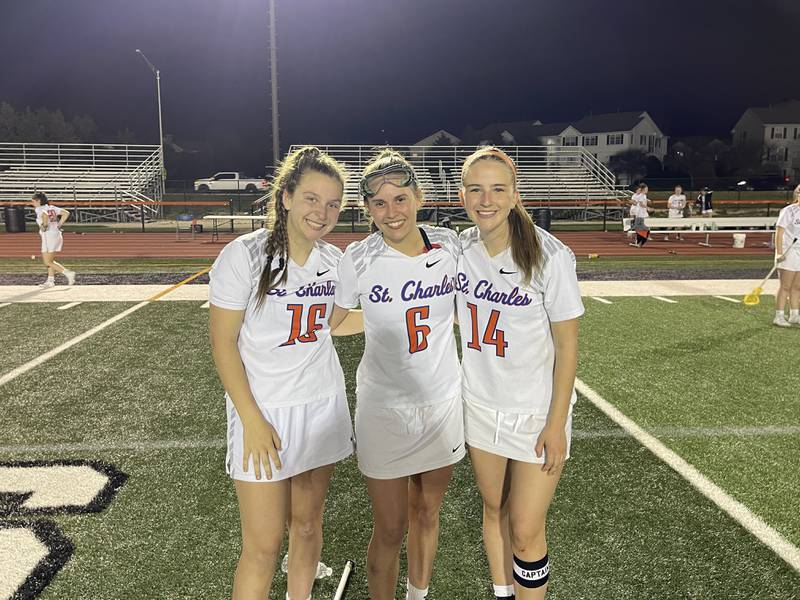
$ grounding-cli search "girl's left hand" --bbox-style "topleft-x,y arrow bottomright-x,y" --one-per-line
534,423 -> 567,475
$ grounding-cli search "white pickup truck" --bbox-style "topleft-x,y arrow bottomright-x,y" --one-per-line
194,172 -> 268,193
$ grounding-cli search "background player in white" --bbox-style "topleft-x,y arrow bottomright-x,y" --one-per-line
332,149 -> 464,600
209,147 -> 360,600
30,191 -> 76,288
773,184 -> 800,327
628,183 -> 650,247
665,185 -> 687,241
456,147 -> 584,600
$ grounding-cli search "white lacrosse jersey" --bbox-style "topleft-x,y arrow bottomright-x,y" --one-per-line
456,226 -> 584,416
630,193 -> 649,218
35,205 -> 63,231
335,225 -> 461,408
209,229 -> 346,407
667,194 -> 686,219
777,203 -> 800,254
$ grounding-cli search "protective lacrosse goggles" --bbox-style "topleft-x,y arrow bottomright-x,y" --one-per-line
359,163 -> 418,198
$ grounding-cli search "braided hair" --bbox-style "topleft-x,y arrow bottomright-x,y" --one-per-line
255,146 -> 347,308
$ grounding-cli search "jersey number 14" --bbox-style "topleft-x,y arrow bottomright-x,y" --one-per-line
465,303 -> 507,357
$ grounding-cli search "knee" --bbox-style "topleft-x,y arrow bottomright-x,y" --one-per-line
240,538 -> 282,567
509,518 -> 546,554
290,516 -> 321,542
409,499 -> 440,532
374,520 -> 407,548
482,497 -> 508,522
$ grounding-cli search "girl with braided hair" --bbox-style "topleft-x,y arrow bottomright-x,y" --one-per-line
209,146 -> 360,600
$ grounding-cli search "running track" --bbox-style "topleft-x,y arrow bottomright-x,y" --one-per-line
0,230 -> 775,259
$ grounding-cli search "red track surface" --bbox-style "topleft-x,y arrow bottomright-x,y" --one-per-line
0,230 -> 775,259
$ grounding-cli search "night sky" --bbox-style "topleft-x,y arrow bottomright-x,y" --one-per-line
2,0 -> 800,176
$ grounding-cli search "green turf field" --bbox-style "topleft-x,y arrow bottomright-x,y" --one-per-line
1,299 -> 798,599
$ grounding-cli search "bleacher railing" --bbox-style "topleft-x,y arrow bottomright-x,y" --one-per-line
0,142 -> 163,222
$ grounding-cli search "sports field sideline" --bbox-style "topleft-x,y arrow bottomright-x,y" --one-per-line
1,272 -> 798,599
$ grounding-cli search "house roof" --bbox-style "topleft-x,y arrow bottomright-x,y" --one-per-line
571,111 -> 648,133
748,100 -> 800,124
531,122 -> 571,137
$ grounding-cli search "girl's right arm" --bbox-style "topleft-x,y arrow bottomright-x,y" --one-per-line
209,305 -> 282,480
775,226 -> 785,261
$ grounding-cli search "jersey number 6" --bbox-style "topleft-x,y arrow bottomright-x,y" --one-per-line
406,306 -> 431,354
281,303 -> 327,346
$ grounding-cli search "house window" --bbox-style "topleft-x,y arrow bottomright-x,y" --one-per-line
771,127 -> 775,139
785,147 -> 790,161
562,136 -> 578,146
655,138 -> 661,149
583,135 -> 598,146
640,135 -> 647,145
794,127 -> 798,140
607,133 -> 623,145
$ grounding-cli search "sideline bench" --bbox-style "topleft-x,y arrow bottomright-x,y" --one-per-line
622,216 -> 777,247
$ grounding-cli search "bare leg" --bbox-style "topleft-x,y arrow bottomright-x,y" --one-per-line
507,460 -> 563,600
232,479 -> 290,600
286,464 -> 335,600
406,464 -> 456,592
468,447 -> 513,592
365,476 -> 409,600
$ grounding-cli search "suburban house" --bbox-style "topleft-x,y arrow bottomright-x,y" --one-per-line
731,99 -> 800,181
415,111 -> 668,167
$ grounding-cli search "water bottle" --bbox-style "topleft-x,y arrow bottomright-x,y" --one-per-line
280,554 -> 333,579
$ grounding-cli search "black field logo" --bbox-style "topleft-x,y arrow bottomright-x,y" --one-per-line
0,460 -> 128,598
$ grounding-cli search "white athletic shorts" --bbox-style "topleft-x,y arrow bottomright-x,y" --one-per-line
354,395 -> 465,479
225,392 -> 353,483
778,249 -> 800,272
464,399 -> 573,464
40,230 -> 63,253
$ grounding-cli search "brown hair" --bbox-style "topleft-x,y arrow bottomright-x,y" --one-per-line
794,184 -> 800,203
32,191 -> 49,205
461,146 -> 543,284
254,146 -> 347,308
361,148 -> 422,232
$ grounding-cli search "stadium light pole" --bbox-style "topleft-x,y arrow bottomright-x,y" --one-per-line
737,180 -> 747,202
135,49 -> 166,195
268,0 -> 280,170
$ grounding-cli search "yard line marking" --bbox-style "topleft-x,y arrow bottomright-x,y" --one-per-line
2,425 -> 799,455
148,267 -> 211,302
590,297 -> 613,304
0,302 -> 150,388
56,301 -> 82,311
0,274 -> 207,388
714,295 -> 741,303
0,303 -> 10,309
201,301 -> 210,309
652,296 -> 678,303
575,378 -> 800,573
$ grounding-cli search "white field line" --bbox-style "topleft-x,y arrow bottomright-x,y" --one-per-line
56,301 -> 82,311
1,425 -> 798,455
714,295 -> 741,303
0,303 -> 9,309
201,301 -> 210,309
590,297 -> 613,304
0,301 -> 150,388
575,378 -> 800,573
652,296 -> 678,304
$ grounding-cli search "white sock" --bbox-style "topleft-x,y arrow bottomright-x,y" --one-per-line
791,309 -> 799,318
46,276 -> 54,282
776,310 -> 785,319
493,583 -> 515,597
406,579 -> 428,599
285,595 -> 311,600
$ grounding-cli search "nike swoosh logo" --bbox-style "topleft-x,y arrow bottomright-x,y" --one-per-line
499,268 -> 517,275
452,443 -> 462,453
426,259 -> 441,268
316,269 -> 330,277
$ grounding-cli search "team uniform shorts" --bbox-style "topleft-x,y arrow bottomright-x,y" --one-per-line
40,230 -> 63,253
354,395 -> 465,479
464,398 -> 573,464
225,392 -> 353,483
778,249 -> 800,272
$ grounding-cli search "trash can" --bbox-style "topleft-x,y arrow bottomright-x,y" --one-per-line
534,207 -> 552,231
3,206 -> 26,233
732,233 -> 746,248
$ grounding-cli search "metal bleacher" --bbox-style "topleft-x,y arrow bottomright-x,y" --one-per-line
283,144 -> 629,221
0,142 -> 164,222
